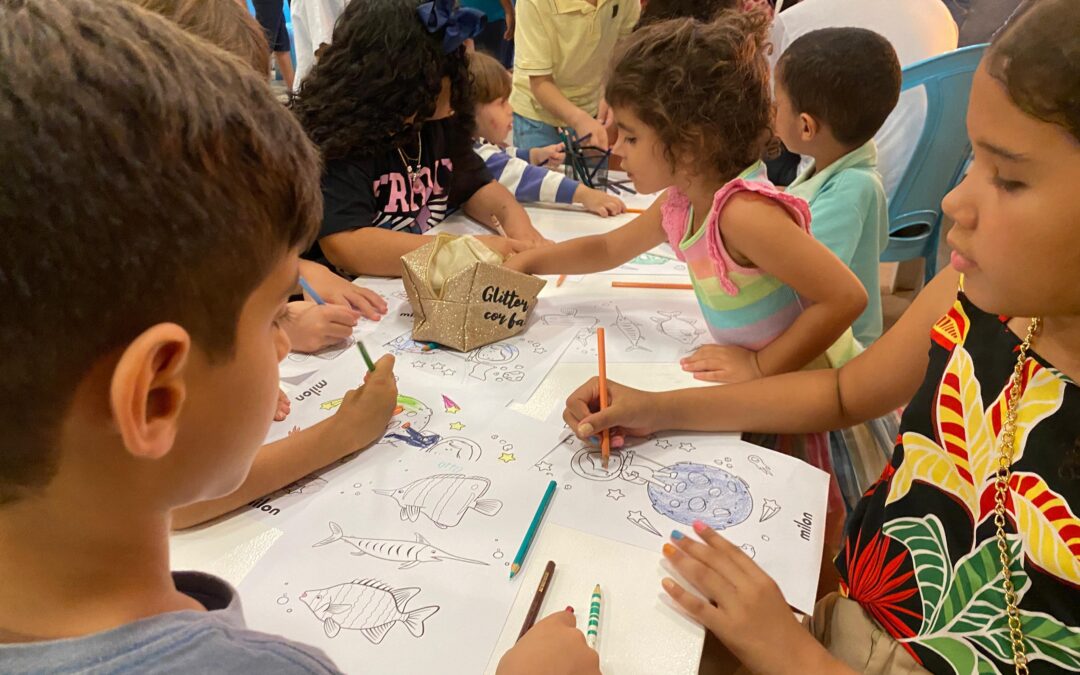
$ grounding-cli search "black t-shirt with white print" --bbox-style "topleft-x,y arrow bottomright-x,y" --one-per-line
305,118 -> 493,268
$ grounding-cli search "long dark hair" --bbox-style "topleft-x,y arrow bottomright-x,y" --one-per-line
290,0 -> 476,161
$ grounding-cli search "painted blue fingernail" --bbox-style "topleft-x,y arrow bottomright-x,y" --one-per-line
671,530 -> 685,540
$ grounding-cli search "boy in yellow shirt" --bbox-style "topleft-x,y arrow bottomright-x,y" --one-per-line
511,0 -> 640,151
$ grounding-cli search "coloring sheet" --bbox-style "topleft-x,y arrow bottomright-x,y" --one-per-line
533,434 -> 829,613
536,293 -> 711,364
252,379 -> 565,523
239,452 -> 553,675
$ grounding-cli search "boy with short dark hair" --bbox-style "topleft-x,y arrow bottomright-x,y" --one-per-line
774,27 -> 902,345
0,2 -> 599,673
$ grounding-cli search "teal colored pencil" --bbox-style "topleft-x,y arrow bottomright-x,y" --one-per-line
509,480 -> 557,579
586,584 -> 601,649
356,340 -> 375,372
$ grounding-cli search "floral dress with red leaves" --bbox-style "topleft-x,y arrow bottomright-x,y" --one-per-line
835,289 -> 1080,674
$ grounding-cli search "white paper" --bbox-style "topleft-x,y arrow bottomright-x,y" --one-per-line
254,377 -> 565,523
532,434 -> 829,614
239,452 -> 553,675
535,293 -> 711,364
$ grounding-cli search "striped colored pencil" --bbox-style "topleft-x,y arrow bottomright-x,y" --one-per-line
586,584 -> 602,650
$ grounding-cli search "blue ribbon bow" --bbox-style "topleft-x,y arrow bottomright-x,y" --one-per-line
417,0 -> 487,53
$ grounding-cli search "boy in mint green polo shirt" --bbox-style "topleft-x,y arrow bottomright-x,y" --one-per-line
773,27 -> 902,346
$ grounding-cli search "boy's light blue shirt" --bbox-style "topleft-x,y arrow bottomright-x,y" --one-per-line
787,141 -> 888,346
1,572 -> 340,675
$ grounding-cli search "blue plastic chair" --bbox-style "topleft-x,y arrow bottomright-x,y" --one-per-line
881,43 -> 987,283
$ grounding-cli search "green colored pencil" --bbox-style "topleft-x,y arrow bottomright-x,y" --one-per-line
586,584 -> 602,650
356,340 -> 375,372
509,480 -> 557,579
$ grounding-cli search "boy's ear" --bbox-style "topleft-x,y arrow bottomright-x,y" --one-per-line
799,112 -> 820,142
109,323 -> 191,461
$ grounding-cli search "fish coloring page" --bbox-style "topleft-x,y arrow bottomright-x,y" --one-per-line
533,434 -> 830,614
239,452 -> 552,675
537,294 -> 711,365
251,380 -> 564,523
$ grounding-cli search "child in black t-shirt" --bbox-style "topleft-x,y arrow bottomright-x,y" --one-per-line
292,0 -> 548,277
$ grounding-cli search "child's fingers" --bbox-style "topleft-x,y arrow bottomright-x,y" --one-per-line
323,305 -> 362,326
694,522 -> 762,577
692,371 -> 731,383
661,577 -> 723,633
663,538 -> 738,600
563,377 -> 600,425
324,322 -> 354,341
351,287 -> 389,314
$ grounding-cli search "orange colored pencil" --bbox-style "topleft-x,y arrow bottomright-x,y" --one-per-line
611,281 -> 693,290
597,327 -> 610,469
626,207 -> 646,214
556,274 -> 567,287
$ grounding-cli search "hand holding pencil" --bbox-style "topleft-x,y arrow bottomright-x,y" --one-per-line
562,378 -> 662,447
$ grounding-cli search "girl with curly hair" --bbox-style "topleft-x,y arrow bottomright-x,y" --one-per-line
507,9 -> 865,384
292,0 -> 546,277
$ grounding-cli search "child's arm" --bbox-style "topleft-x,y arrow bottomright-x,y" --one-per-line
504,193 -> 667,274
171,356 -> 399,529
563,268 -> 960,440
477,143 -> 625,217
321,228 -> 530,277
663,523 -> 857,675
685,193 -> 866,380
298,259 -> 388,319
462,180 -> 547,244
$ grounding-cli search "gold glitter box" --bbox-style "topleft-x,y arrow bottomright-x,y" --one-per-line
400,234 -> 547,351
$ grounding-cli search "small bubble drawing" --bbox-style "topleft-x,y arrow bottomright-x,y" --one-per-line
761,535 -> 771,542
277,594 -> 288,605
493,549 -> 504,559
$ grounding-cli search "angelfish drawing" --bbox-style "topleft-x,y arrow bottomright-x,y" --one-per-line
613,306 -> 650,352
313,522 -> 488,569
374,474 -> 503,528
300,579 -> 439,642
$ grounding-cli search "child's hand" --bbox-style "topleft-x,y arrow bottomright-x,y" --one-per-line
529,143 -> 565,168
680,344 -> 763,383
496,610 -> 600,675
274,389 -> 291,422
563,377 -> 664,446
301,263 -> 388,320
328,354 -> 398,450
572,112 -> 609,152
663,522 -> 817,675
577,186 -> 626,217
284,301 -> 362,354
478,235 -> 541,260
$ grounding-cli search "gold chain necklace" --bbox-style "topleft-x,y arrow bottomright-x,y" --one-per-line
396,132 -> 424,193
994,316 -> 1040,675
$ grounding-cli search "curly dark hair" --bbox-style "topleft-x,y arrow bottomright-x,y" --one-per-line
606,8 -> 772,182
290,0 -> 476,161
987,0 -> 1079,142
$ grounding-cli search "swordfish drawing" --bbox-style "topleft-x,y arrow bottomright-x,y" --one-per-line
300,578 -> 439,642
312,522 -> 488,569
374,474 -> 503,528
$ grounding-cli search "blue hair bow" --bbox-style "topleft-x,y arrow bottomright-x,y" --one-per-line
417,0 -> 486,53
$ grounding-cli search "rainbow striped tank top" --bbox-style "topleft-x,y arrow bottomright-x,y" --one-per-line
660,163 -> 813,351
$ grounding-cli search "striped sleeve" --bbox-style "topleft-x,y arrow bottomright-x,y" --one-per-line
475,141 -> 580,205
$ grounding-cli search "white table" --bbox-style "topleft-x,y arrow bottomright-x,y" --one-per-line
171,200 -> 728,675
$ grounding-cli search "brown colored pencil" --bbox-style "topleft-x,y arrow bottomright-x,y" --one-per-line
597,327 -> 610,468
611,281 -> 693,290
517,560 -> 556,640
